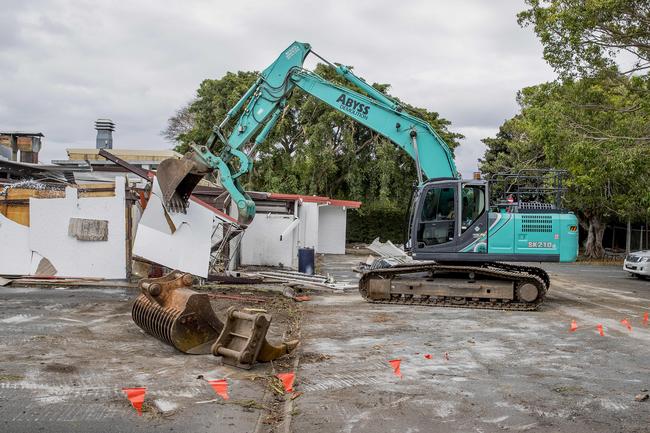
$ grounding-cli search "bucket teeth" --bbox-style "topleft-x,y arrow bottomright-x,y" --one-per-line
132,294 -> 182,348
155,154 -> 211,213
131,271 -> 298,368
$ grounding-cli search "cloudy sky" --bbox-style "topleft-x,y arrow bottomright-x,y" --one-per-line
1,0 -> 557,177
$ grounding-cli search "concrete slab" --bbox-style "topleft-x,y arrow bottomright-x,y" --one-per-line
293,260 -> 650,433
1,258 -> 648,432
0,286 -> 282,433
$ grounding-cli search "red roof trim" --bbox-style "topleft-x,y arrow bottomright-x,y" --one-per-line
267,193 -> 361,208
189,196 -> 240,224
328,199 -> 362,208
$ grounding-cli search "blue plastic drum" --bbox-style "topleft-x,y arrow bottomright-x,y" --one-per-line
298,247 -> 315,275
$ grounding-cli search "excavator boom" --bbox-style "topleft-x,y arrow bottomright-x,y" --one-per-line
156,41 -> 458,224
150,41 -> 578,317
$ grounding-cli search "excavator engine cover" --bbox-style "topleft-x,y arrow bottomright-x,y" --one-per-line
132,271 -> 298,368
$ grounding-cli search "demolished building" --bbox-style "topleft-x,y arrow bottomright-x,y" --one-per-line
0,150 -> 360,280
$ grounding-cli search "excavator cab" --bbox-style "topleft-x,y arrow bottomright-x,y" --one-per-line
410,175 -> 577,264
411,179 -> 489,259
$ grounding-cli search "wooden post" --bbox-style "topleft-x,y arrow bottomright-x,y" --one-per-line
626,218 -> 631,254
124,179 -> 133,280
10,135 -> 18,161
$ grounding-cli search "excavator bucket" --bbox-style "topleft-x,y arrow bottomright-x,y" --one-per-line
155,153 -> 211,213
132,271 -> 298,369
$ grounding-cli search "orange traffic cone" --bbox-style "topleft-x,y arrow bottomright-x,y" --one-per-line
388,359 -> 402,378
207,379 -> 229,400
122,387 -> 146,416
621,318 -> 632,331
277,372 -> 295,393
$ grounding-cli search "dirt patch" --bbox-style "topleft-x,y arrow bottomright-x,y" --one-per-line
371,313 -> 392,323
201,285 -> 304,340
198,284 -> 305,432
0,374 -> 24,381
576,257 -> 623,265
300,351 -> 332,364
43,363 -> 77,373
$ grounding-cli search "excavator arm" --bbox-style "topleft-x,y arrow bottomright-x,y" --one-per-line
158,41 -> 458,225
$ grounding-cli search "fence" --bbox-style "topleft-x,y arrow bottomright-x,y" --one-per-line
602,224 -> 649,254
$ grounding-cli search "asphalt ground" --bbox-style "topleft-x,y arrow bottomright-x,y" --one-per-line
0,260 -> 648,432
293,261 -> 650,433
0,286 -> 292,433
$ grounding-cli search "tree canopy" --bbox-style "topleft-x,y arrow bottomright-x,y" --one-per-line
166,64 -> 462,211
480,2 -> 650,258
481,73 -> 650,257
518,0 -> 650,77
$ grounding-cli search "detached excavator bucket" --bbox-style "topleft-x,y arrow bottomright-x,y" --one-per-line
155,154 -> 210,213
132,271 -> 297,369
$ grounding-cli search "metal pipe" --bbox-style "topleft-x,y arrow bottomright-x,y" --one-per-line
410,131 -> 423,185
222,77 -> 262,126
251,102 -> 284,154
280,217 -> 300,241
335,65 -> 400,111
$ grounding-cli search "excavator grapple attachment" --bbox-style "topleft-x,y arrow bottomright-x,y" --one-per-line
132,271 -> 297,368
155,153 -> 211,213
212,307 -> 297,369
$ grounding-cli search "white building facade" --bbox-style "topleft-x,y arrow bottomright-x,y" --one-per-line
239,194 -> 361,268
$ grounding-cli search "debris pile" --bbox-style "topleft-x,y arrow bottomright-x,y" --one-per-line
357,237 -> 413,270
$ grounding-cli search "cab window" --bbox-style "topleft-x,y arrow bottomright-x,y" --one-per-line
461,185 -> 485,232
417,186 -> 455,246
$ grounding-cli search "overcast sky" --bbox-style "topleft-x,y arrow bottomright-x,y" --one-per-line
1,0 -> 556,177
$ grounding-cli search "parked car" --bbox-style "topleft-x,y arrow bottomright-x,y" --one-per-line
624,250 -> 650,279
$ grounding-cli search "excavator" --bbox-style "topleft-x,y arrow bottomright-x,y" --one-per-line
132,42 -> 578,367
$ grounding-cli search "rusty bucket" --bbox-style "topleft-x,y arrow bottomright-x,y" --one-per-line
155,153 -> 210,213
132,271 -> 298,368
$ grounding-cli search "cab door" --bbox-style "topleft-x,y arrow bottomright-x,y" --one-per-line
412,180 -> 488,258
412,181 -> 459,253
456,182 -> 488,253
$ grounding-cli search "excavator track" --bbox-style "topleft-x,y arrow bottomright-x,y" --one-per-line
358,262 -> 549,311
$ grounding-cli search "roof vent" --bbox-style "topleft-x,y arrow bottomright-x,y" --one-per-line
95,118 -> 115,149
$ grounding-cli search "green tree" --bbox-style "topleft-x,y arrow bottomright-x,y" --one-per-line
165,64 -> 462,217
481,1 -> 650,257
518,0 -> 650,77
481,75 -> 650,258
173,71 -> 260,153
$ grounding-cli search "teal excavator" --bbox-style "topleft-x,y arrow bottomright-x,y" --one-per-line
132,42 -> 578,367
157,40 -> 578,307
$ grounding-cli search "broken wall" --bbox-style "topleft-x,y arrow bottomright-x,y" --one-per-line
132,179 -> 213,278
240,213 -> 297,268
29,177 -> 127,278
0,178 -> 127,278
0,213 -> 34,275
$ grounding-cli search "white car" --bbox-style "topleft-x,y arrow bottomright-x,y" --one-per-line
624,250 -> 650,279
